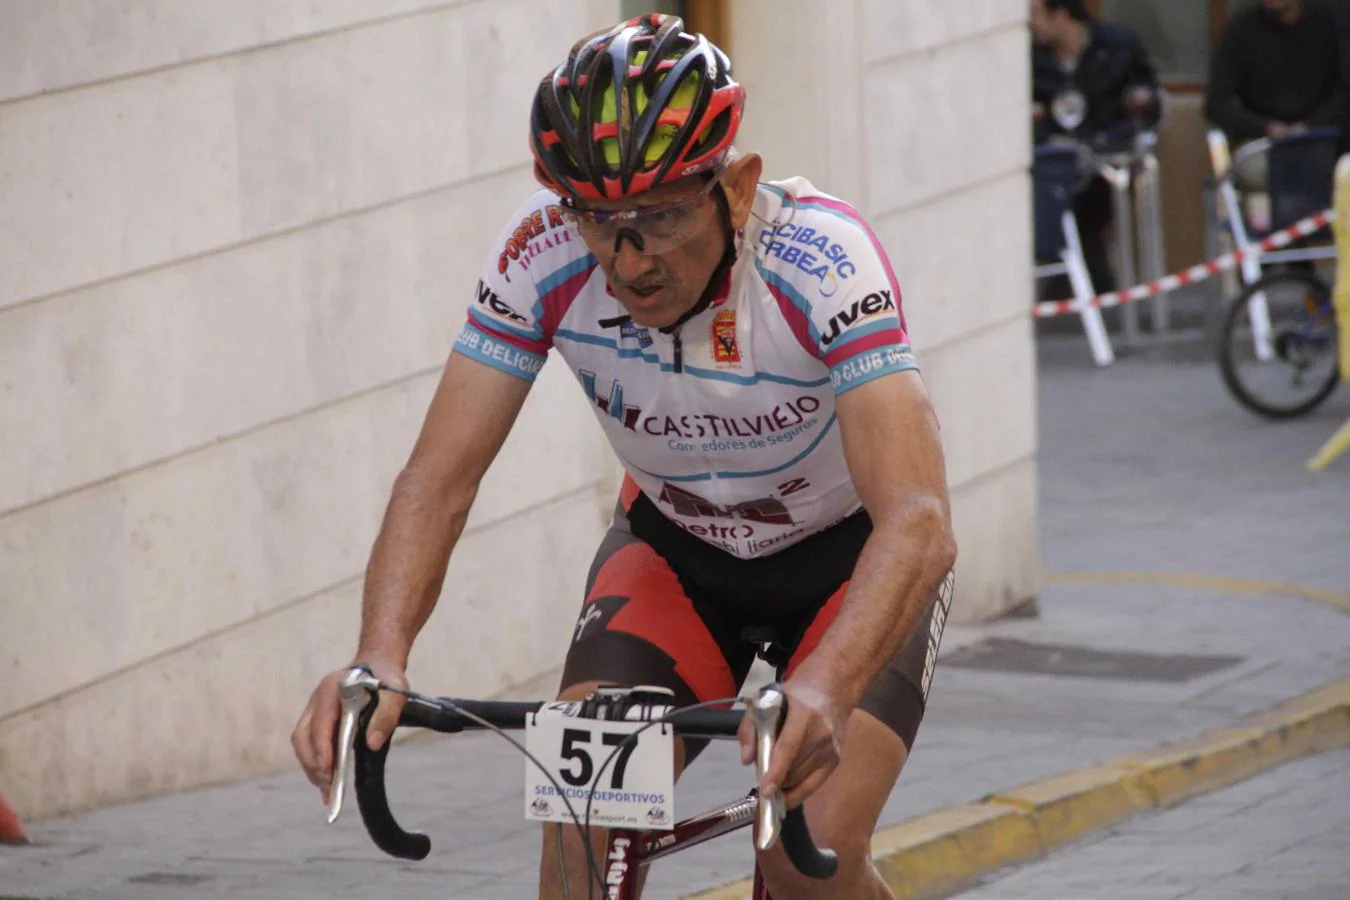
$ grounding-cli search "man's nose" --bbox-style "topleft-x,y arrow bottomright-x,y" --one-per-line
611,236 -> 657,283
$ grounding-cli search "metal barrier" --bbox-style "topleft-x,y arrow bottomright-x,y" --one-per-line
1099,132 -> 1170,342
1035,208 -> 1335,319
1037,133 -> 1170,346
1032,143 -> 1115,366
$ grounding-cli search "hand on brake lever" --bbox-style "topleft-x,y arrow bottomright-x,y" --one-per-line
290,653 -> 409,805
355,655 -> 410,752
740,675 -> 849,810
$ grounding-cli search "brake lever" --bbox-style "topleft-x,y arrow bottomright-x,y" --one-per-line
748,685 -> 786,852
747,684 -> 839,879
327,666 -> 381,825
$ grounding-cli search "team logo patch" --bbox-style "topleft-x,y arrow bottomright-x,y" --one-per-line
711,310 -> 741,367
573,595 -> 627,642
621,321 -> 653,349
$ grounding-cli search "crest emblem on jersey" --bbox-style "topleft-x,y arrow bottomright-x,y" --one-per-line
711,310 -> 741,367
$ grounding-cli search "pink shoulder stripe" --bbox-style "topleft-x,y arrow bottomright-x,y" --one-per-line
796,195 -> 907,334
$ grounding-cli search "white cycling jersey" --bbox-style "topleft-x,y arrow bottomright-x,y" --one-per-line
453,177 -> 919,559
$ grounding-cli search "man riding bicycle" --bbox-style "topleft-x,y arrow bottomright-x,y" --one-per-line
293,14 -> 957,899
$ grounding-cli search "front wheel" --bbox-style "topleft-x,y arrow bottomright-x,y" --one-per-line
1218,270 -> 1341,420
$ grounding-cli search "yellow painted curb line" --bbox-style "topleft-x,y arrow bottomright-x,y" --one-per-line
686,676 -> 1350,900
1041,571 -> 1350,615
685,572 -> 1350,899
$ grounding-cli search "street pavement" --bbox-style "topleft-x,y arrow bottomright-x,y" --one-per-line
4,335 -> 1350,899
952,747 -> 1350,899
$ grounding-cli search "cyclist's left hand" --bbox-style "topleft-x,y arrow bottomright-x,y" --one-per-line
739,676 -> 849,809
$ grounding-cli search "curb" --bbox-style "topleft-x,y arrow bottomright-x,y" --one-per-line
686,673 -> 1350,900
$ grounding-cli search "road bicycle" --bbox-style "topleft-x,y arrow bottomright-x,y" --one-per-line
326,665 -> 837,899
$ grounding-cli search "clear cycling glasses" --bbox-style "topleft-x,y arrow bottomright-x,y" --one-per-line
561,174 -> 722,255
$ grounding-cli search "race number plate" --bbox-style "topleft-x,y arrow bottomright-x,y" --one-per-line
524,703 -> 675,831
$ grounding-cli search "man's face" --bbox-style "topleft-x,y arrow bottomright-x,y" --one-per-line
571,156 -> 762,329
1028,0 -> 1057,45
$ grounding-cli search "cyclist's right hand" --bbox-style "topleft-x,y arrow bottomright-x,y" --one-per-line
291,654 -> 409,805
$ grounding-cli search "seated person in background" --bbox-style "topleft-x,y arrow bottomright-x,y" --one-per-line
1206,0 -> 1344,197
1030,0 -> 1162,292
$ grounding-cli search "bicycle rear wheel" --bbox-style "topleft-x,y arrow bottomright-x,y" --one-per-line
1218,270 -> 1340,420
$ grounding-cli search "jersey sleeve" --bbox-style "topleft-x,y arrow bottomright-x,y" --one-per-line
772,196 -> 918,396
451,190 -> 573,383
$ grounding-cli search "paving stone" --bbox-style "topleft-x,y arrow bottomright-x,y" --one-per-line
953,749 -> 1350,898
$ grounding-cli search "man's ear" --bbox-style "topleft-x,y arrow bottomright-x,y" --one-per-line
723,153 -> 765,230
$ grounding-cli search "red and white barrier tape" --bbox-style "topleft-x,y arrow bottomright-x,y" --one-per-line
1034,208 -> 1336,318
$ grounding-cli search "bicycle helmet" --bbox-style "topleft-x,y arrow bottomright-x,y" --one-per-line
530,14 -> 746,201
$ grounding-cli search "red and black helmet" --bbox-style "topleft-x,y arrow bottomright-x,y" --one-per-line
530,14 -> 746,202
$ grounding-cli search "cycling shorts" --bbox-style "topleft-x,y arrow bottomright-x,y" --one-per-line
560,477 -> 954,757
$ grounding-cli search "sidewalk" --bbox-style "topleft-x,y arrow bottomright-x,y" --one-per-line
4,340 -> 1349,899
952,747 -> 1350,899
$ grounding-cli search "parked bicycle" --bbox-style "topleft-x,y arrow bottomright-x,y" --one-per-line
326,665 -> 837,899
1218,268 -> 1341,419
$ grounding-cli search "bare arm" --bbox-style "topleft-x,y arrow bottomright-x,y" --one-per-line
292,351 -> 531,796
754,369 -> 957,807
793,369 -> 958,709
357,351 -> 533,666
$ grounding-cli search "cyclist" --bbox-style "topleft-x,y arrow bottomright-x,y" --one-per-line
293,14 -> 957,899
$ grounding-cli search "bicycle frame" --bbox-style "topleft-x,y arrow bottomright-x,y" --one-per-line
1206,128 -> 1339,361
601,792 -> 768,899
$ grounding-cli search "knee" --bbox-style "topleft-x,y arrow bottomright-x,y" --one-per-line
804,803 -> 874,871
755,807 -> 878,899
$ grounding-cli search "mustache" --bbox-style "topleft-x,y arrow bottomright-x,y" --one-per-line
611,273 -> 671,293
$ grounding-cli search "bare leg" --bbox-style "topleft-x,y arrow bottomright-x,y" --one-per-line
539,820 -> 610,900
754,709 -> 907,899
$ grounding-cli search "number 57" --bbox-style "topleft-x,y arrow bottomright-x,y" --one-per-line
559,728 -> 638,790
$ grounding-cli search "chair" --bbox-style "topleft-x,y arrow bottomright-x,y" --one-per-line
1032,144 -> 1115,366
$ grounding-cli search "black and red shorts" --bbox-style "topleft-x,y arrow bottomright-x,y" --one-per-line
561,477 -> 953,755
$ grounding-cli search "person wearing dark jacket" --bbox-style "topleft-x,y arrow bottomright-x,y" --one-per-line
1206,0 -> 1344,190
1029,0 -> 1161,293
1031,0 -> 1161,150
